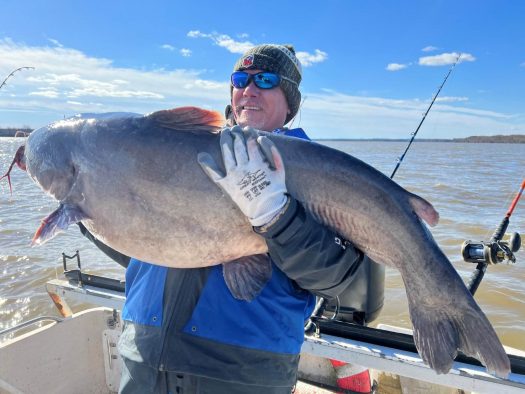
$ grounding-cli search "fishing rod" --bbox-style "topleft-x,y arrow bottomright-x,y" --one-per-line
0,67 -> 35,91
462,179 -> 523,295
387,52 -> 522,295
386,52 -> 522,295
306,56 -> 463,332
390,54 -> 461,179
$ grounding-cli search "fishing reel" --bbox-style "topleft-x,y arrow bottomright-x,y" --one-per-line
461,232 -> 521,265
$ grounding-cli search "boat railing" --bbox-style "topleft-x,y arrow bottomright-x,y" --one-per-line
0,316 -> 64,337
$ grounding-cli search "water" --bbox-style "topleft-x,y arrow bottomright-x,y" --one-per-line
0,138 -> 524,349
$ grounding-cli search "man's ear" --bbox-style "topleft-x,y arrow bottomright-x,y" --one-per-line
225,104 -> 237,126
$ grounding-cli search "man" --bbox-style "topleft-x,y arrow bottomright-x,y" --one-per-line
82,44 -> 370,394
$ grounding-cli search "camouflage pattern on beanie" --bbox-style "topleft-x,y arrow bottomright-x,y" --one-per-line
231,44 -> 302,125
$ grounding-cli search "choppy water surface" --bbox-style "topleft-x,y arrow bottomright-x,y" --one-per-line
1,138 -> 524,349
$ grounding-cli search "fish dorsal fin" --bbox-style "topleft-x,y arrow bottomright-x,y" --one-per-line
149,106 -> 224,133
409,194 -> 439,227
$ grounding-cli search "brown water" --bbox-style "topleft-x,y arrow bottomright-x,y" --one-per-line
1,138 -> 524,349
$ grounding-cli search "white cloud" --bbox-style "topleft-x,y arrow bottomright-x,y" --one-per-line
386,63 -> 408,71
188,30 -> 327,67
296,49 -> 327,67
419,52 -> 476,66
291,91 -> 523,139
1,39 -> 522,139
182,79 -> 225,90
0,38 -> 229,127
67,86 -> 164,99
160,44 -> 192,58
188,30 -> 253,54
187,30 -> 202,38
29,89 -> 60,98
26,73 -> 161,99
48,38 -> 64,48
435,96 -> 469,103
422,46 -> 438,52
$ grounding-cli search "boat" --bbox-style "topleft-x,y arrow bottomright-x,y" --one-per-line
1,257 -> 524,394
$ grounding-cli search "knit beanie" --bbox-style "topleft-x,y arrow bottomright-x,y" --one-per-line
231,44 -> 302,125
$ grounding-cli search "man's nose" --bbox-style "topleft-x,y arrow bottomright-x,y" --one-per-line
242,80 -> 259,96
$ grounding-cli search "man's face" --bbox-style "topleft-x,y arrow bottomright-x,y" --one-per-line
231,69 -> 289,132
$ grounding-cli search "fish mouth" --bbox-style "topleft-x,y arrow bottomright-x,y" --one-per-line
47,165 -> 79,202
26,156 -> 79,202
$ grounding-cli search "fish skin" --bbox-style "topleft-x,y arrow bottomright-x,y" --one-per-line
6,106 -> 510,377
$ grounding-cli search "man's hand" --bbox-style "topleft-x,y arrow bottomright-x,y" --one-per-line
198,126 -> 288,227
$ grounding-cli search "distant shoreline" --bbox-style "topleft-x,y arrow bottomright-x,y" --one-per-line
318,135 -> 525,143
0,128 -> 32,137
1,128 -> 524,143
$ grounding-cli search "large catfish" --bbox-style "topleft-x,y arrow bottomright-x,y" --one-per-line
2,107 -> 510,377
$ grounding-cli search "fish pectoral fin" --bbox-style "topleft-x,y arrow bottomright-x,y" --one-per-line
222,254 -> 272,301
409,194 -> 439,227
32,203 -> 89,246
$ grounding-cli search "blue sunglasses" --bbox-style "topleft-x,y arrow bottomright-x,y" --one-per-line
231,71 -> 297,90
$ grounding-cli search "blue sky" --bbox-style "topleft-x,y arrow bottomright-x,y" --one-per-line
0,0 -> 523,139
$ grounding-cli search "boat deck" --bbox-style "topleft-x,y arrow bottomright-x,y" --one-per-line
0,278 -> 524,393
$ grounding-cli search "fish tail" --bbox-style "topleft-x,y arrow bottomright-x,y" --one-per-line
409,294 -> 511,377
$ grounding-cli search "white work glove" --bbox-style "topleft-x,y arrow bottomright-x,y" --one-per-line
197,126 -> 288,227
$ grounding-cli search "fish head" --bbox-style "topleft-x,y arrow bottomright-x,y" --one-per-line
24,112 -> 143,202
24,119 -> 82,201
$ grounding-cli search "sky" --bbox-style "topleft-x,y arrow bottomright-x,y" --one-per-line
0,0 -> 524,139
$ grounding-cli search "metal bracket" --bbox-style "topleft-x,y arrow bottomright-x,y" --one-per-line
102,327 -> 122,392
